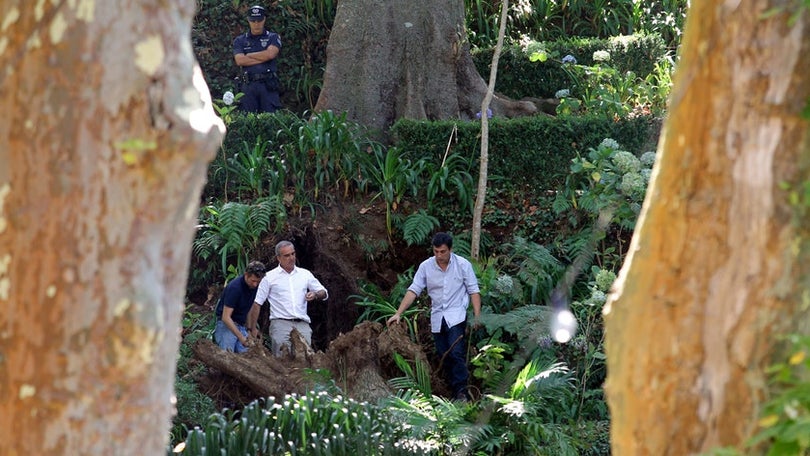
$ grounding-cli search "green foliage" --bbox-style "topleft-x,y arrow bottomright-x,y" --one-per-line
472,34 -> 671,102
172,377 -> 217,444
383,391 -> 474,455
353,270 -> 422,342
477,360 -> 580,456
219,136 -> 281,200
364,145 -> 421,240
465,0 -> 687,50
172,308 -> 218,443
392,114 -> 657,193
564,267 -> 614,420
747,335 -> 810,455
471,333 -> 514,390
212,91 -> 244,125
402,210 -> 440,246
423,150 -> 476,214
209,110 -> 385,213
480,304 -> 555,347
389,353 -> 433,397
553,137 -> 655,231
504,237 -> 565,305
193,197 -> 287,282
175,392 -> 409,455
297,110 -> 366,200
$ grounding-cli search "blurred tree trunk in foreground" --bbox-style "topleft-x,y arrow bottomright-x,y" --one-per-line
605,1 -> 810,454
0,1 -> 223,454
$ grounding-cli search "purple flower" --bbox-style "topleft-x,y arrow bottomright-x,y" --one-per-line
475,108 -> 493,119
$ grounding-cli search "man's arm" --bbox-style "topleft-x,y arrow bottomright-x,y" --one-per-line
222,306 -> 250,347
470,292 -> 482,326
304,288 -> 327,301
246,303 -> 262,338
386,290 -> 418,326
305,274 -> 328,301
234,45 -> 279,67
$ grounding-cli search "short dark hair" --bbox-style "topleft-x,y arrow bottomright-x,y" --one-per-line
245,260 -> 266,277
432,232 -> 453,249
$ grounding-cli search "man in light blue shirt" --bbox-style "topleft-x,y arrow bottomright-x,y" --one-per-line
387,232 -> 481,400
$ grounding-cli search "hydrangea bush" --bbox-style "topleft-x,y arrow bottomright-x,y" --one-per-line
553,137 -> 656,231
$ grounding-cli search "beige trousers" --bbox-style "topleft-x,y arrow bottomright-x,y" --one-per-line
268,319 -> 312,356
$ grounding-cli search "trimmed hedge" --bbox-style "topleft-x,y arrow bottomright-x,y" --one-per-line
391,114 -> 658,191
472,34 -> 669,99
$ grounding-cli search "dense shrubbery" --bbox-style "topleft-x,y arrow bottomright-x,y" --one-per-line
178,103 -> 651,453
391,114 -> 658,193
177,1 -> 689,454
472,33 -> 671,101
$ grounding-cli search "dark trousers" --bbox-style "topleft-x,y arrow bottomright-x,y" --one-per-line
433,318 -> 469,398
240,80 -> 281,113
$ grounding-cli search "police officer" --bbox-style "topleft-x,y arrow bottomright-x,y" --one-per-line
233,5 -> 282,113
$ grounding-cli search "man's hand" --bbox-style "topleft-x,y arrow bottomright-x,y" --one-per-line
241,336 -> 255,348
386,313 -> 401,327
305,290 -> 325,301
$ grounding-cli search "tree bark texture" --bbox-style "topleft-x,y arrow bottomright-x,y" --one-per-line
314,0 -> 536,137
605,1 -> 810,455
0,1 -> 223,454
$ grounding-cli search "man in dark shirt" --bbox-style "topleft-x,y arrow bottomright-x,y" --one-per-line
214,261 -> 266,352
232,5 -> 282,113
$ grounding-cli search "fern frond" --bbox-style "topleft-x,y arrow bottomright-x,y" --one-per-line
402,210 -> 440,246
480,305 -> 553,342
389,352 -> 432,396
250,196 -> 287,234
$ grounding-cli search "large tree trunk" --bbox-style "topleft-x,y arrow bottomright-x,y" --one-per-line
0,1 -> 222,454
314,0 -> 536,137
604,1 -> 810,454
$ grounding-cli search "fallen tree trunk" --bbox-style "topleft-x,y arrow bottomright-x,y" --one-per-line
192,321 -> 430,402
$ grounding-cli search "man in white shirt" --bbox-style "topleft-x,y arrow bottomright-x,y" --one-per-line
248,240 -> 328,356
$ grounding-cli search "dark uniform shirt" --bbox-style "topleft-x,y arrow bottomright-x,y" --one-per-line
232,30 -> 282,75
215,275 -> 259,326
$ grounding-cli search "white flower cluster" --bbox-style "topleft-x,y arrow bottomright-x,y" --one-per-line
599,138 -> 620,151
611,150 -> 641,174
222,91 -> 235,106
619,172 -> 646,200
494,274 -> 514,294
594,269 -> 617,292
555,89 -> 571,99
640,151 -> 657,168
593,50 -> 611,62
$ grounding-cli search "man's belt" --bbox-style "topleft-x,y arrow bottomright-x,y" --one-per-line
244,72 -> 275,82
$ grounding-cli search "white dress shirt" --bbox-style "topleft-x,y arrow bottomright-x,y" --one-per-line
254,265 -> 328,323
